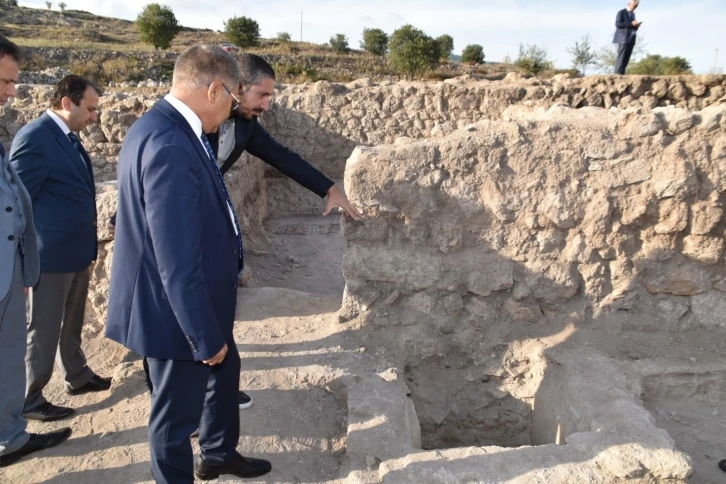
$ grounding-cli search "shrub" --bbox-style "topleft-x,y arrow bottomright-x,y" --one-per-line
272,62 -> 322,83
514,43 -> 552,76
360,27 -> 388,56
329,33 -> 349,55
435,34 -> 454,60
135,3 -> 181,50
461,44 -> 485,64
628,54 -> 692,75
277,32 -> 291,43
224,16 -> 260,49
566,35 -> 597,75
388,24 -> 440,78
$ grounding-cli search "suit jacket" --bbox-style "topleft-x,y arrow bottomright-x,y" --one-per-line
0,146 -> 40,300
110,114 -> 335,226
217,114 -> 334,197
10,113 -> 97,273
105,99 -> 239,361
613,8 -> 639,45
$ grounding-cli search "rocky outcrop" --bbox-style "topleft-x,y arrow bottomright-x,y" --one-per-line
341,103 -> 726,328
339,105 -> 725,472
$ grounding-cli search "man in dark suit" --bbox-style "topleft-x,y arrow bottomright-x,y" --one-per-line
208,53 -> 361,221
0,33 -> 71,469
613,0 -> 642,74
109,54 -> 362,241
107,53 -> 362,417
106,44 -> 272,483
10,75 -> 111,424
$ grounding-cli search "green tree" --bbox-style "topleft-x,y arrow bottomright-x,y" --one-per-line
435,34 -> 454,60
660,56 -> 693,75
514,43 -> 552,75
277,32 -> 291,43
360,27 -> 388,56
628,54 -> 692,75
58,1 -> 66,11
461,44 -> 485,64
45,1 -> 51,9
135,4 -> 181,50
388,24 -> 440,78
329,33 -> 349,55
567,34 -> 597,75
224,16 -> 260,48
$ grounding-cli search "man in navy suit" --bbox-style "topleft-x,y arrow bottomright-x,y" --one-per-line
107,53 -> 362,419
10,75 -> 111,424
613,0 -> 643,74
106,45 -> 272,483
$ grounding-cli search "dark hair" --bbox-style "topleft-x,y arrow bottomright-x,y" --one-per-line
238,54 -> 276,87
49,75 -> 103,110
0,33 -> 21,63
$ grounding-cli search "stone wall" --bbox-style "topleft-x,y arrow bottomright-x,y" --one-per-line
2,75 -> 724,217
258,73 -> 726,215
339,103 -> 726,448
1,76 -> 724,336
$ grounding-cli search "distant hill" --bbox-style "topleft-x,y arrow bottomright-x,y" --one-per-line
0,4 -> 512,84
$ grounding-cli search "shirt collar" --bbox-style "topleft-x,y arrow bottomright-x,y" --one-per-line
164,94 -> 203,140
46,109 -> 72,136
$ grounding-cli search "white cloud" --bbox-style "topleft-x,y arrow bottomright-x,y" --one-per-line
21,0 -> 725,73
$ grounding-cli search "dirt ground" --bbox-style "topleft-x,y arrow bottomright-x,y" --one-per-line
0,215 -> 352,484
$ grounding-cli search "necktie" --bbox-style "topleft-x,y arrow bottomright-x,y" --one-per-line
67,132 -> 94,181
200,133 -> 244,271
0,142 -> 5,159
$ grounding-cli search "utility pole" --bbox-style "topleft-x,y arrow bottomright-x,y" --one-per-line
300,11 -> 303,42
715,48 -> 720,74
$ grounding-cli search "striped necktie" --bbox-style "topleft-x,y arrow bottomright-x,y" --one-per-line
200,133 -> 244,272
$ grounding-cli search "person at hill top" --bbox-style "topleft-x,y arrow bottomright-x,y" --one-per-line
613,0 -> 643,74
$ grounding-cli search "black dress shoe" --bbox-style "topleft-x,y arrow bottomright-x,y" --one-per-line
719,459 -> 726,473
0,428 -> 72,467
66,373 -> 112,395
195,453 -> 272,480
22,402 -> 75,422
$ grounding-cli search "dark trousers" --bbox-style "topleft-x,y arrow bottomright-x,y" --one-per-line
146,349 -> 240,484
615,42 -> 635,75
25,269 -> 94,411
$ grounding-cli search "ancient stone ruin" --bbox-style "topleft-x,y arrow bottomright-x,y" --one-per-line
1,74 -> 725,483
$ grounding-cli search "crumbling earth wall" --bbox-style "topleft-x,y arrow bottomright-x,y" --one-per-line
339,103 -> 726,453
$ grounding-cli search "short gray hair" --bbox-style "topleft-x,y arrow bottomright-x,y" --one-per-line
173,45 -> 241,91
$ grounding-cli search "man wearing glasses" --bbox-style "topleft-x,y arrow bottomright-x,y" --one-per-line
205,53 -> 360,222
110,54 -> 360,231
108,54 -> 361,416
106,45 -> 272,482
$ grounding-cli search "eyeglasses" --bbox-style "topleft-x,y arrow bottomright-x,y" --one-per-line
221,83 -> 241,111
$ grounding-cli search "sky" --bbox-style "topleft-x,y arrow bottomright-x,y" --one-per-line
20,0 -> 726,74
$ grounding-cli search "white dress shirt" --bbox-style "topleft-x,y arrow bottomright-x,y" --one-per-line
163,94 -> 238,235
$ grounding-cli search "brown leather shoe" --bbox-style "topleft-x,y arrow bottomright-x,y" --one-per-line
66,373 -> 112,395
0,428 -> 72,467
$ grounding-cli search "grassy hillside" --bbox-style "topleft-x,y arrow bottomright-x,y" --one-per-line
0,4 -> 509,84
